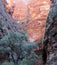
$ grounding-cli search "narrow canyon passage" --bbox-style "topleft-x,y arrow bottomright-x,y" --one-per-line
5,0 -> 51,42
1,0 -> 57,65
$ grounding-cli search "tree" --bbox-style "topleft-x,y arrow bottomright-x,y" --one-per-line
19,52 -> 38,65
0,30 -> 38,65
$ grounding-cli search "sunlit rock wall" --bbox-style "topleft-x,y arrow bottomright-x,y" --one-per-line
27,0 -> 51,42
5,0 -> 51,42
12,0 -> 28,22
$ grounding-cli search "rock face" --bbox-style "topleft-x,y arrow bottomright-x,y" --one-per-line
5,0 -> 51,42
1,0 -> 57,65
43,1 -> 57,65
0,0 -> 21,39
27,0 -> 51,42
12,0 -> 28,22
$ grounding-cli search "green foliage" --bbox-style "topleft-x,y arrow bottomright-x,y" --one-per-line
0,47 -> 11,53
8,31 -> 27,43
0,30 -> 28,46
0,35 -> 10,46
18,52 -> 38,65
21,42 -> 38,57
0,30 -> 38,65
1,61 -> 14,65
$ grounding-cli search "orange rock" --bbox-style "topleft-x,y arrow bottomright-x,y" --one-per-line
5,0 -> 51,42
12,0 -> 28,22
27,0 -> 51,42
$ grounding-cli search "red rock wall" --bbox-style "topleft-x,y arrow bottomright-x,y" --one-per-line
5,0 -> 51,42
27,0 -> 51,42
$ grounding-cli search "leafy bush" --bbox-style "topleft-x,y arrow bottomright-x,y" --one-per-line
1,61 -> 14,65
18,52 -> 38,65
0,30 -> 38,65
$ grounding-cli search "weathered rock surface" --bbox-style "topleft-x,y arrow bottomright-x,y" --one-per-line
5,0 -> 51,42
43,1 -> 57,64
0,0 -> 57,65
0,0 -> 23,39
